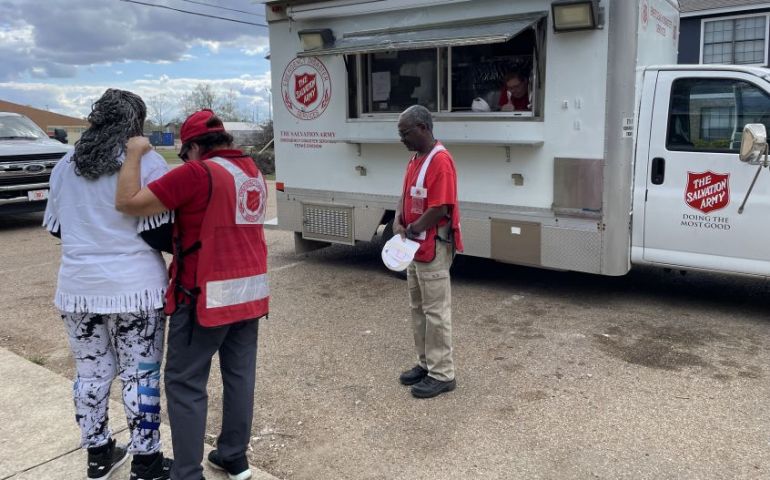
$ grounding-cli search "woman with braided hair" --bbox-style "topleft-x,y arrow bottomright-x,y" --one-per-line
43,89 -> 173,480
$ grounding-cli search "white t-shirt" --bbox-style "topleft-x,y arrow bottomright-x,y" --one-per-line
43,150 -> 172,314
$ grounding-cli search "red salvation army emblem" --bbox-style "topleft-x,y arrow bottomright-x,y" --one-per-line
684,171 -> 730,214
246,188 -> 261,213
294,73 -> 317,107
281,56 -> 332,120
238,178 -> 265,223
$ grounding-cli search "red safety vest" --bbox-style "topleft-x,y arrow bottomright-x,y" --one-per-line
401,142 -> 463,263
168,155 -> 269,327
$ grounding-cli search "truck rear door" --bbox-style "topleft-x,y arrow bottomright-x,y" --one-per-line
642,69 -> 770,275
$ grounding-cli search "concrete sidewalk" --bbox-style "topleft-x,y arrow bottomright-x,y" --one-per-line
0,347 -> 279,480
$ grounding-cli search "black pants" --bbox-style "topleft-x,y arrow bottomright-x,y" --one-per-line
165,303 -> 259,480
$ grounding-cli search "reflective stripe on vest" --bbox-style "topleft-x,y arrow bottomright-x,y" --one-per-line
207,156 -> 267,225
414,143 -> 446,191
206,272 -> 269,309
407,143 -> 446,241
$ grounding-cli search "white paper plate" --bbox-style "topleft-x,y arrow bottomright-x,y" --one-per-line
381,235 -> 420,272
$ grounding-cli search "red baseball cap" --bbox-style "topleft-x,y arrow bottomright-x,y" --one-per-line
180,109 -> 225,143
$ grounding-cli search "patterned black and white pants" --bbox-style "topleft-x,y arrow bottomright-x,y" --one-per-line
62,309 -> 165,454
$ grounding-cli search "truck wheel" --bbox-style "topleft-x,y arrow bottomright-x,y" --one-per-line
381,219 -> 395,246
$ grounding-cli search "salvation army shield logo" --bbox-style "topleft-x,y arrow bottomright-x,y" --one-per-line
281,57 -> 331,120
684,171 -> 730,214
247,188 -> 260,212
641,0 -> 649,29
237,178 -> 266,223
294,73 -> 317,107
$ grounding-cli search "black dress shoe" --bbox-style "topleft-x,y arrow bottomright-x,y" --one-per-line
411,376 -> 456,398
399,365 -> 428,385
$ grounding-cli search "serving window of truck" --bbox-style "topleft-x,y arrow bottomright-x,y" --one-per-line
297,14 -> 547,119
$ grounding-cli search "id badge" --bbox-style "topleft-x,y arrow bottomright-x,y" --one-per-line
410,186 -> 427,215
410,198 -> 424,215
410,186 -> 427,198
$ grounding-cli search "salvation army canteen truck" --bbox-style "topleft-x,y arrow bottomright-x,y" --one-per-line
265,0 -> 770,278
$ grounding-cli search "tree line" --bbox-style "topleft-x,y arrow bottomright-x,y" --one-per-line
144,83 -> 268,130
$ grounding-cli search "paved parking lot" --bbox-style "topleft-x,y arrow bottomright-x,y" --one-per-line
1,207 -> 770,479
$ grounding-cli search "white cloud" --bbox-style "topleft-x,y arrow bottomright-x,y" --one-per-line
0,82 -> 107,118
0,71 -> 273,120
197,40 -> 222,54
0,0 -> 273,121
0,24 -> 33,49
0,0 -> 269,80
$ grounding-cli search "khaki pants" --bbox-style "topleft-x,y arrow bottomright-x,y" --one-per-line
407,236 -> 455,382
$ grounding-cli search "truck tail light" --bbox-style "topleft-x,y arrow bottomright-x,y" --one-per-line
276,182 -> 285,192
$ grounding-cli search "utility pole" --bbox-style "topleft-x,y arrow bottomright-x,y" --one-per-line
264,88 -> 272,120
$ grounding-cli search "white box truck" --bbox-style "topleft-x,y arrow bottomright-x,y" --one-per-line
265,0 -> 770,277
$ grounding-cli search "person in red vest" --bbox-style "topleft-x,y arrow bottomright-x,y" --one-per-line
116,109 -> 268,480
394,105 -> 463,399
498,71 -> 531,112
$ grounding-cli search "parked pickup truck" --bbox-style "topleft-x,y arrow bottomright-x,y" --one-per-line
0,112 -> 72,215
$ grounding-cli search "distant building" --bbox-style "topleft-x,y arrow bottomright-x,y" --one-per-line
223,122 -> 265,147
0,99 -> 89,143
679,0 -> 770,67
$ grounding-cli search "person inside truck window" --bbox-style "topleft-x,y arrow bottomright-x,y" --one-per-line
498,71 -> 531,112
42,89 -> 174,480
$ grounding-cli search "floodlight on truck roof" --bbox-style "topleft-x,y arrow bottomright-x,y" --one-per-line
298,29 -> 335,51
551,0 -> 601,32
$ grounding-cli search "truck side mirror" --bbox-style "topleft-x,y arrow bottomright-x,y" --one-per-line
739,123 -> 767,165
53,128 -> 68,144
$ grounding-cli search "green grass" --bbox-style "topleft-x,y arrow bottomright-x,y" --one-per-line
156,148 -> 182,166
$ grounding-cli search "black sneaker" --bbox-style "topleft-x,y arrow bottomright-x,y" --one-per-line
207,449 -> 251,480
87,438 -> 129,480
411,376 -> 456,398
399,365 -> 428,385
130,452 -> 173,480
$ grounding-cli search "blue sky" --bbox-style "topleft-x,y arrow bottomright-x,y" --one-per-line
0,0 -> 273,122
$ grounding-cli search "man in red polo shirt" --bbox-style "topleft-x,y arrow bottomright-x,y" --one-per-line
394,105 -> 463,399
116,110 -> 267,480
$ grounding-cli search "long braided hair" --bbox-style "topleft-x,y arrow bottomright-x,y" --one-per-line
73,89 -> 147,180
